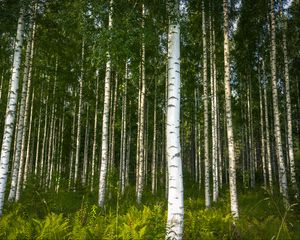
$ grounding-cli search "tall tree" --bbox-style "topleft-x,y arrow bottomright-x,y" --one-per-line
223,0 -> 239,218
280,0 -> 298,198
270,0 -> 288,205
0,6 -> 25,216
166,0 -> 184,239
98,0 -> 113,207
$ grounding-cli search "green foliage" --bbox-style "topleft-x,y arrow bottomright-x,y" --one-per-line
33,213 -> 70,240
0,205 -> 33,239
1,190 -> 300,239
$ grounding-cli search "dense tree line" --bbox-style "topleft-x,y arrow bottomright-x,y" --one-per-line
0,0 -> 299,238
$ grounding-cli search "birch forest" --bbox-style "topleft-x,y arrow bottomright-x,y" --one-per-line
0,0 -> 300,239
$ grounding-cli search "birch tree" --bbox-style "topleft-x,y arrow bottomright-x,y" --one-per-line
202,0 -> 211,209
98,0 -> 113,207
166,1 -> 184,238
0,7 -> 25,216
223,0 -> 239,218
270,0 -> 288,205
280,0 -> 298,198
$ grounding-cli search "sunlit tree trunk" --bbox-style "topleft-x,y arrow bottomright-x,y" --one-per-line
270,0 -> 288,205
0,7 -> 25,216
280,0 -> 298,198
136,3 -> 146,204
223,0 -> 238,218
91,71 -> 99,192
8,13 -> 35,201
98,0 -> 113,207
74,40 -> 85,187
210,8 -> 218,202
120,62 -> 128,195
166,1 -> 184,239
34,104 -> 41,176
202,0 -> 210,209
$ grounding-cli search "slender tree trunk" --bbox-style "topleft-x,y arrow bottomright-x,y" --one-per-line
0,8 -> 25,215
152,81 -> 157,195
39,96 -> 48,186
74,40 -> 85,187
280,0 -> 298,198
262,59 -> 273,193
22,91 -> 34,188
166,1 -> 184,239
120,62 -> 128,195
82,105 -> 89,186
69,103 -> 77,190
210,8 -> 218,202
202,0 -> 210,209
223,0 -> 239,218
34,104 -> 41,176
259,76 -> 267,188
136,3 -> 146,204
270,0 -> 288,205
91,71 -> 99,192
98,0 -> 113,207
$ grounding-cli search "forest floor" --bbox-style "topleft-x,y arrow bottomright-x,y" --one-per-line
0,184 -> 299,239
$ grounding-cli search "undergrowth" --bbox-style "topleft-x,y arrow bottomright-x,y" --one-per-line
0,187 -> 299,239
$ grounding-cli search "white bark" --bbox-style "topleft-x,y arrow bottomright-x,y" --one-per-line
259,79 -> 267,188
202,0 -> 210,209
223,0 -> 239,218
0,8 -> 25,216
210,10 -> 218,202
280,1 -> 298,198
34,105 -> 42,176
120,62 -> 128,195
22,91 -> 34,189
166,1 -> 184,238
8,16 -> 35,202
69,103 -> 77,190
270,0 -> 288,205
151,82 -> 157,195
82,105 -> 89,186
262,60 -> 273,193
74,40 -> 85,187
136,3 -> 146,204
98,0 -> 113,207
91,71 -> 99,192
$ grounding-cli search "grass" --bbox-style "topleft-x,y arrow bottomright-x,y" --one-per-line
0,186 -> 299,239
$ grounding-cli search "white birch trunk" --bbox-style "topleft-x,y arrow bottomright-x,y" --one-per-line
34,105 -> 42,176
151,83 -> 157,195
223,0 -> 239,218
120,62 -> 128,195
280,1 -> 298,198
0,8 -> 25,216
22,91 -> 34,188
166,1 -> 184,238
82,105 -> 89,186
210,10 -> 218,202
98,0 -> 113,207
74,40 -> 85,187
69,103 -> 77,190
136,3 -> 146,204
202,0 -> 211,209
91,71 -> 99,192
262,60 -> 273,193
270,0 -> 289,205
8,15 -> 34,202
259,78 -> 267,188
